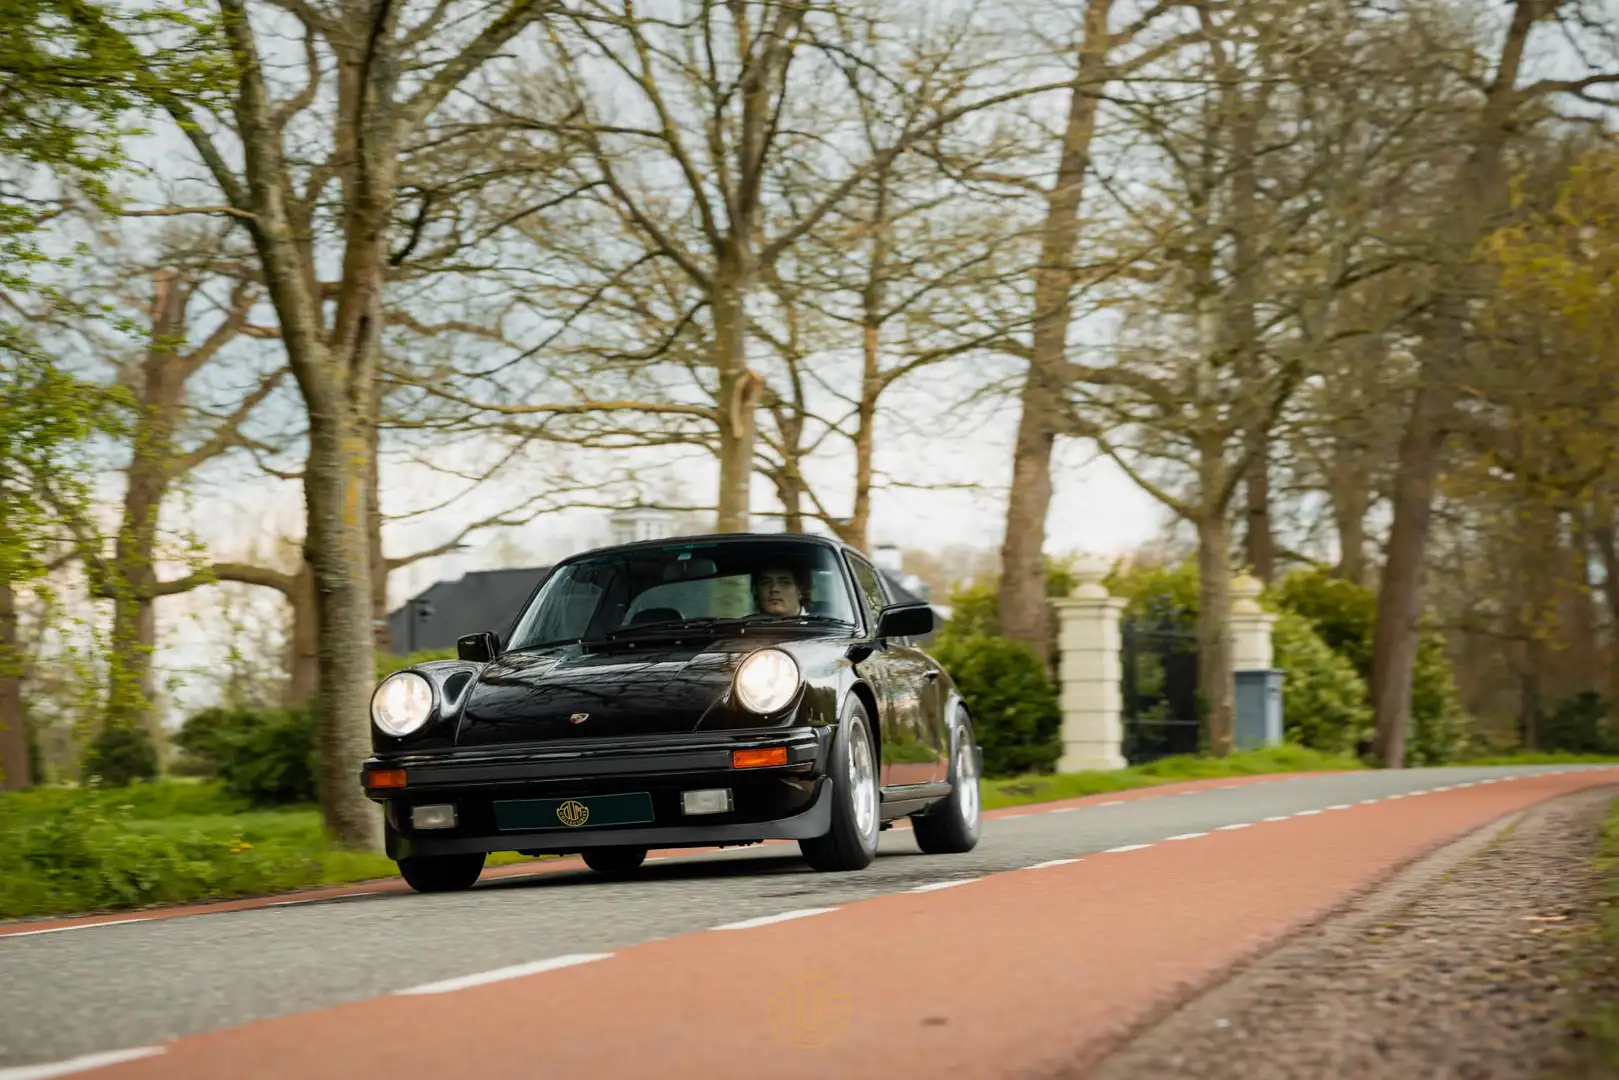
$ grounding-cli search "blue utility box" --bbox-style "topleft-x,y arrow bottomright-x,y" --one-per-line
1234,669 -> 1284,750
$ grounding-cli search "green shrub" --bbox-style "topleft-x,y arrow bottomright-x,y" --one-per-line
1106,559 -> 1201,622
173,704 -> 318,807
931,633 -> 1061,776
1271,611 -> 1372,755
376,649 -> 457,684
81,724 -> 158,787
1539,691 -> 1619,755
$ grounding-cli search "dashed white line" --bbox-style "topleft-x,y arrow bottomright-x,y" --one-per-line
998,813 -> 1029,820
1387,793 -> 1406,800
1047,807 -> 1079,814
709,908 -> 838,931
911,879 -> 979,892
1326,804 -> 1352,811
1025,858 -> 1082,870
1165,832 -> 1208,841
0,1046 -> 167,1080
1216,822 -> 1253,831
1294,809 -> 1322,816
1104,844 -> 1154,853
0,918 -> 147,939
396,953 -> 614,996
1262,815 -> 1290,822
1098,800 -> 1126,807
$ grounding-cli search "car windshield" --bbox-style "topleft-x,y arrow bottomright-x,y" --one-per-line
505,539 -> 860,650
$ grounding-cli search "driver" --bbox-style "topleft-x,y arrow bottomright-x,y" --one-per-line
751,563 -> 812,616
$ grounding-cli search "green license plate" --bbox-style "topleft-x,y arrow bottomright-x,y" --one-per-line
492,792 -> 656,832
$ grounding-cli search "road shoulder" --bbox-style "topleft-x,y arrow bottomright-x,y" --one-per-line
1082,783 -> 1619,1080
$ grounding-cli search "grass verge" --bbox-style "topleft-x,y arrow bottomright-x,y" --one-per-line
1559,795 -> 1619,1077
980,744 -> 1363,811
0,781 -> 537,922
1456,751 -> 1619,767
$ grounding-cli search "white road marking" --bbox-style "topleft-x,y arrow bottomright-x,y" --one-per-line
0,919 -> 147,939
1262,815 -> 1290,822
709,908 -> 838,931
1294,809 -> 1322,816
1359,798 -> 1380,804
1165,832 -> 1208,841
1216,822 -> 1253,831
1386,794 -> 1405,800
998,814 -> 1029,820
1098,800 -> 1126,807
1025,858 -> 1082,870
1326,804 -> 1352,811
0,1047 -> 167,1079
1104,844 -> 1153,853
1047,807 -> 1079,814
395,953 -> 614,995
911,879 -> 978,892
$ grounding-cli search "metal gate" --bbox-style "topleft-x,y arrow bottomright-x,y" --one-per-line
1120,605 -> 1202,765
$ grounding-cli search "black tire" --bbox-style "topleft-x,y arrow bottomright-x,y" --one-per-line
798,697 -> 881,872
581,846 -> 648,876
912,709 -> 981,855
397,852 -> 486,893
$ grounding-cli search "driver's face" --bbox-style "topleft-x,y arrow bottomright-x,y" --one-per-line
754,568 -> 802,615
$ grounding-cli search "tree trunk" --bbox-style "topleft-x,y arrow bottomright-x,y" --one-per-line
0,579 -> 30,791
1589,496 -> 1619,720
1368,383 -> 1453,766
1226,77 -> 1272,584
846,323 -> 881,552
996,0 -> 1113,665
1196,513 -> 1235,756
713,264 -> 757,533
1332,476 -> 1370,586
366,374 -> 390,652
284,563 -> 319,707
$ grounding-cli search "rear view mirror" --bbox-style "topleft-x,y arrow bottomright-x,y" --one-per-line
457,631 -> 500,663
876,602 -> 935,640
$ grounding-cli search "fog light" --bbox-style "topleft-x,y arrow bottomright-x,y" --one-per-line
682,788 -> 732,816
411,804 -> 457,830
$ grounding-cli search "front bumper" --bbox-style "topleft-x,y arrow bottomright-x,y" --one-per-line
361,726 -> 834,860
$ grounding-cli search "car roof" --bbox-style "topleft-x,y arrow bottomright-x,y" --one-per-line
555,531 -> 854,565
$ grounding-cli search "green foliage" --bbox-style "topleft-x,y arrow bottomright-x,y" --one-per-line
174,704 -> 317,806
1105,559 -> 1201,625
1270,567 -> 1377,674
80,723 -> 157,787
930,633 -> 1061,776
1271,611 -> 1373,754
376,648 -> 458,685
936,558 -> 1084,641
1538,692 -> 1619,755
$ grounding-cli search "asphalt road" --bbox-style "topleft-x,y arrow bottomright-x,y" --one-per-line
0,763 -> 1612,1075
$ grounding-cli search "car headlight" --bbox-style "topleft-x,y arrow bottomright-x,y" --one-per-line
734,648 -> 801,714
372,672 -> 435,737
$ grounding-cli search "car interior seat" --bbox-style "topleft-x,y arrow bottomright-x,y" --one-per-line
627,607 -> 684,626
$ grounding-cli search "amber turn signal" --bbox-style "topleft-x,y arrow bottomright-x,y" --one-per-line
366,768 -> 407,789
731,747 -> 788,769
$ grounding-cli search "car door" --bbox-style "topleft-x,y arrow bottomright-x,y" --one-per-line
874,580 -> 950,786
844,553 -> 906,789
846,554 -> 937,788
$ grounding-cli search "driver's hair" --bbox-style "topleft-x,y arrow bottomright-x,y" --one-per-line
750,563 -> 813,603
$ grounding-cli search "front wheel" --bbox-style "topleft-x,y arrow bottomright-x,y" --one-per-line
912,709 -> 981,855
799,698 -> 881,872
581,846 -> 648,876
397,852 -> 486,893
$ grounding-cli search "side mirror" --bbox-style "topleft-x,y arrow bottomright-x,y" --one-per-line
875,602 -> 935,640
457,631 -> 500,663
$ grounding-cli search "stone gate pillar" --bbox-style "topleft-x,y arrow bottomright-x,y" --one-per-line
1052,557 -> 1127,772
1229,573 -> 1283,749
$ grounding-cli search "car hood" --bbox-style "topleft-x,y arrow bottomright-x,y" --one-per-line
453,638 -> 765,747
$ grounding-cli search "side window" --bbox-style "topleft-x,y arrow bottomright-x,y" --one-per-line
846,555 -> 888,627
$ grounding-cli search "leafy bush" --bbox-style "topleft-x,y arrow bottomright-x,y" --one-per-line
930,633 -> 1061,776
1105,559 -> 1201,622
1271,566 -> 1468,765
173,704 -> 318,806
1271,611 -> 1372,755
1539,691 -> 1619,755
376,649 -> 457,684
81,723 -> 158,787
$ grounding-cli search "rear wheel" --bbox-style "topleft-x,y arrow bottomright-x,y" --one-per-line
912,709 -> 981,855
799,698 -> 881,872
397,852 -> 485,893
581,846 -> 648,876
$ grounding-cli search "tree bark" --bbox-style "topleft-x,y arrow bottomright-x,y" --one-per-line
1590,495 -> 1619,718
285,563 -> 319,706
1332,466 -> 1370,586
1196,512 -> 1235,756
713,262 -> 758,533
996,0 -> 1113,665
1367,0 -> 1543,765
0,579 -> 30,791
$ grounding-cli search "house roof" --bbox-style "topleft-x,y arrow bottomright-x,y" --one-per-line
386,566 -> 550,655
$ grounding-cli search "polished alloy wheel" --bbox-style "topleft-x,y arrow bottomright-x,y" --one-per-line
956,728 -> 980,828
847,715 -> 878,842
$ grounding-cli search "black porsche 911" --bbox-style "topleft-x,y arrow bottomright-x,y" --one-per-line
360,532 -> 983,892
